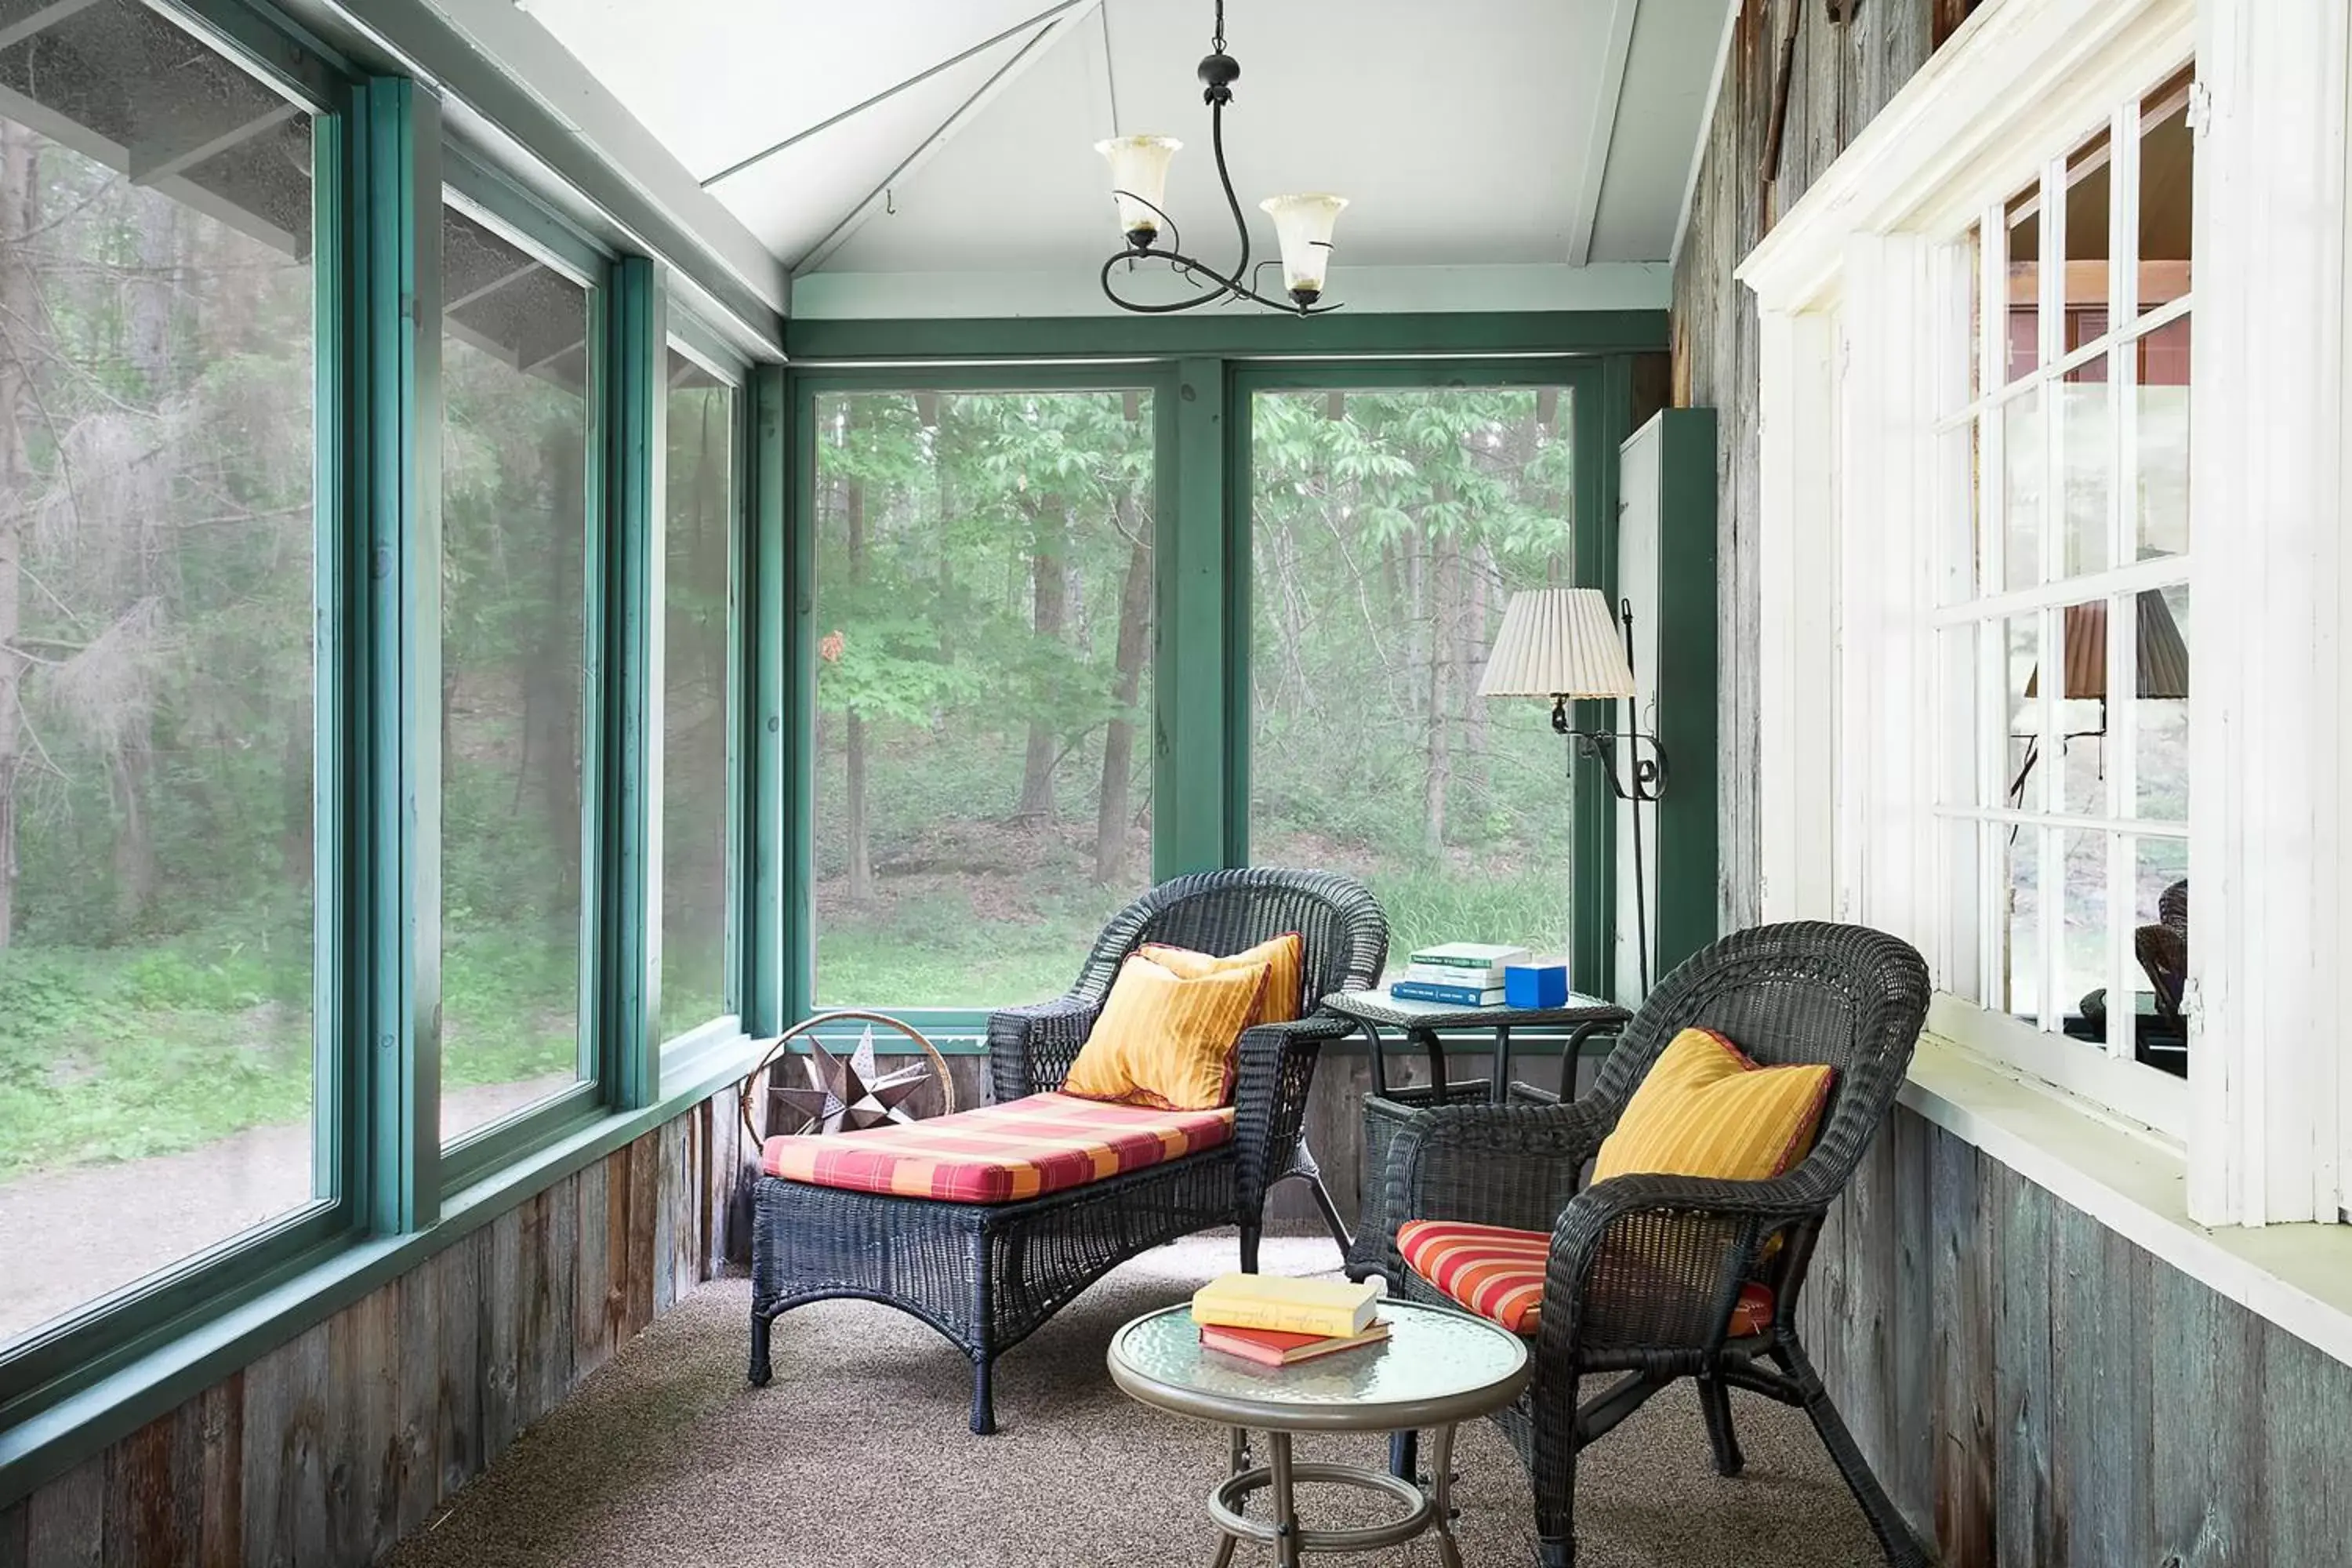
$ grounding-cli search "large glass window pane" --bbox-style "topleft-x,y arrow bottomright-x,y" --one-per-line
1247,387 -> 1577,969
438,207 -> 590,1142
2057,829 -> 2107,1043
662,350 -> 734,1033
0,2 -> 314,1348
811,390 -> 1156,1007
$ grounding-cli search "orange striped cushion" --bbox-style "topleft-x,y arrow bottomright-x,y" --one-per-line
1140,932 -> 1305,1026
763,1091 -> 1233,1204
1590,1027 -> 1833,1186
1062,953 -> 1269,1110
1399,1219 -> 1775,1338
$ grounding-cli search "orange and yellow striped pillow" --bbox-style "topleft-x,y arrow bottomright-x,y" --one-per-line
1138,931 -> 1305,1028
1062,953 -> 1270,1111
1591,1027 -> 1833,1185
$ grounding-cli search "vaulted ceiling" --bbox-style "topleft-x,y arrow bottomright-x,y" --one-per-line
511,0 -> 1733,310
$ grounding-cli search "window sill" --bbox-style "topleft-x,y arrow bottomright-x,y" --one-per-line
0,1033 -> 769,1507
1902,1034 -> 2352,1370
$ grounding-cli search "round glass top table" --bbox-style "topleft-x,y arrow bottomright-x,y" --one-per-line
1107,1298 -> 1530,1568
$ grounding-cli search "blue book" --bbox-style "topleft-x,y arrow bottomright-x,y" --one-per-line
1388,979 -> 1508,1007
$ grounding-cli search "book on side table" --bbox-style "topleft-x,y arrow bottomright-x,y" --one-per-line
1191,1273 -> 1381,1338
1199,1320 -> 1392,1367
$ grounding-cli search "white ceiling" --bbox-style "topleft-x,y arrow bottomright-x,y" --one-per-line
519,0 -> 1731,295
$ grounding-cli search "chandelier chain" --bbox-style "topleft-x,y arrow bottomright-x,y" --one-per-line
1212,0 -> 1225,53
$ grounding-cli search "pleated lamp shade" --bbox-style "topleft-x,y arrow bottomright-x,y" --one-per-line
2024,591 -> 2190,701
1479,588 -> 1636,701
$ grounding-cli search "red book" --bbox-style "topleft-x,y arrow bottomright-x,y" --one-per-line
1199,1319 -> 1391,1367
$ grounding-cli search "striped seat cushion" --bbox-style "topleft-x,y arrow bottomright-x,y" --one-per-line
763,1091 -> 1235,1205
1398,1218 -> 1775,1339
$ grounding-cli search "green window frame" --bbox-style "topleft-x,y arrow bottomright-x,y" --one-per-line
0,5 -> 774,1490
775,332 -> 1661,1042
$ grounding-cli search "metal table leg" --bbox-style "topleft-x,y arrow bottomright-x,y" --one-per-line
1429,1422 -> 1463,1568
1268,1432 -> 1303,1568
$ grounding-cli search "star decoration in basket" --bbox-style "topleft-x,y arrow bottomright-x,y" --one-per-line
770,1025 -> 934,1134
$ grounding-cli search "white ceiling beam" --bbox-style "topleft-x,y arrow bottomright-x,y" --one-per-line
130,103 -> 298,187
790,0 -> 1108,279
701,0 -> 1091,188
1566,0 -> 1641,266
0,0 -> 96,54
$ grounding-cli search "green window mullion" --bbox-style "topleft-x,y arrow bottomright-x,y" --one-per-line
780,376 -> 820,1025
1569,356 -> 1634,993
590,256 -> 665,1110
1156,355 -> 1232,880
332,76 -> 442,1235
742,365 -> 789,1036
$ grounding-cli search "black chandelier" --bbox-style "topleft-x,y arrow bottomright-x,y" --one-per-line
1094,1 -> 1347,316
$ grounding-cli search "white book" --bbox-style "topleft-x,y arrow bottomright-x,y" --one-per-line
1402,962 -> 1508,985
1409,942 -> 1532,971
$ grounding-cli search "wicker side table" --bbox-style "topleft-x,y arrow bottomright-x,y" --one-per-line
1319,989 -> 1630,1283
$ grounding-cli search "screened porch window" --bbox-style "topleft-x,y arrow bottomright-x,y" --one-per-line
1933,68 -> 2194,1087
662,347 -> 736,1034
438,203 -> 594,1142
1246,387 -> 1578,970
0,0 -> 318,1351
810,389 -> 1156,1008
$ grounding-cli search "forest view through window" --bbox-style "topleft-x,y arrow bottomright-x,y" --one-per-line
662,349 -> 734,1033
812,389 -> 1154,1007
1249,387 -> 1577,971
438,206 -> 592,1142
0,3 -> 318,1348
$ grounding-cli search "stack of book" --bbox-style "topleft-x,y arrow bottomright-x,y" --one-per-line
1387,942 -> 1531,1007
1190,1274 -> 1388,1367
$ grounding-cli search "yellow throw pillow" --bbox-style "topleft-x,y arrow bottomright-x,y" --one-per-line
1592,1027 -> 1834,1185
1138,932 -> 1305,1027
1062,955 -> 1271,1111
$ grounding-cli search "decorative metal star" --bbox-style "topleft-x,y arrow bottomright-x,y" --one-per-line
770,1025 -> 934,1134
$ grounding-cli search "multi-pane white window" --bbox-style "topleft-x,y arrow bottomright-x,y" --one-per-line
1930,67 -> 2195,1109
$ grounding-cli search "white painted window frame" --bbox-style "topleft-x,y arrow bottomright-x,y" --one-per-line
1739,0 -> 2351,1225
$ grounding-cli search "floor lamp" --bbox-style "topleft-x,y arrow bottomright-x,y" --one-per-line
1479,587 -> 1670,995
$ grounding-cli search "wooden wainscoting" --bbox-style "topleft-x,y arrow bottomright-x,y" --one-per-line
0,1085 -> 739,1567
1805,1103 -> 2352,1566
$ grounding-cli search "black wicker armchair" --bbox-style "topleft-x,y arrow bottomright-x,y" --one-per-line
749,866 -> 1388,1434
1377,921 -> 1932,1568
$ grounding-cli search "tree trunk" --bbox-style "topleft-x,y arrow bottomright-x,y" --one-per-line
126,200 -> 178,397
844,429 -> 873,905
532,426 -> 584,908
0,125 -> 39,947
1019,499 -> 1068,821
1422,527 -> 1454,861
1094,493 -> 1151,884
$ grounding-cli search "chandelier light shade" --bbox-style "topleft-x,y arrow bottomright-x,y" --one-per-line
1096,136 -> 1182,249
1258,194 -> 1348,303
1095,1 -> 1345,315
1479,588 -> 1639,701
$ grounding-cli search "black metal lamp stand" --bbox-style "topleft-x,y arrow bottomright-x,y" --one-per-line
1548,598 -> 1669,995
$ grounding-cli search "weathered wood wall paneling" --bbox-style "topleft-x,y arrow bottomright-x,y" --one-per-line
1803,1105 -> 2352,1566
1671,0 -> 1936,927
0,1087 -> 738,1568
0,1047 -> 1628,1565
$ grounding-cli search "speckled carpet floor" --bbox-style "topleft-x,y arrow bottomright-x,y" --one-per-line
386,1233 -> 1885,1568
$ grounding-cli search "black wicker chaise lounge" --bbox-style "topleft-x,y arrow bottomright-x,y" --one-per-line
747,866 -> 1388,1433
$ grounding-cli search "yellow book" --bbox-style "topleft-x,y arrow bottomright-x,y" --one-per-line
1189,1273 -> 1381,1338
